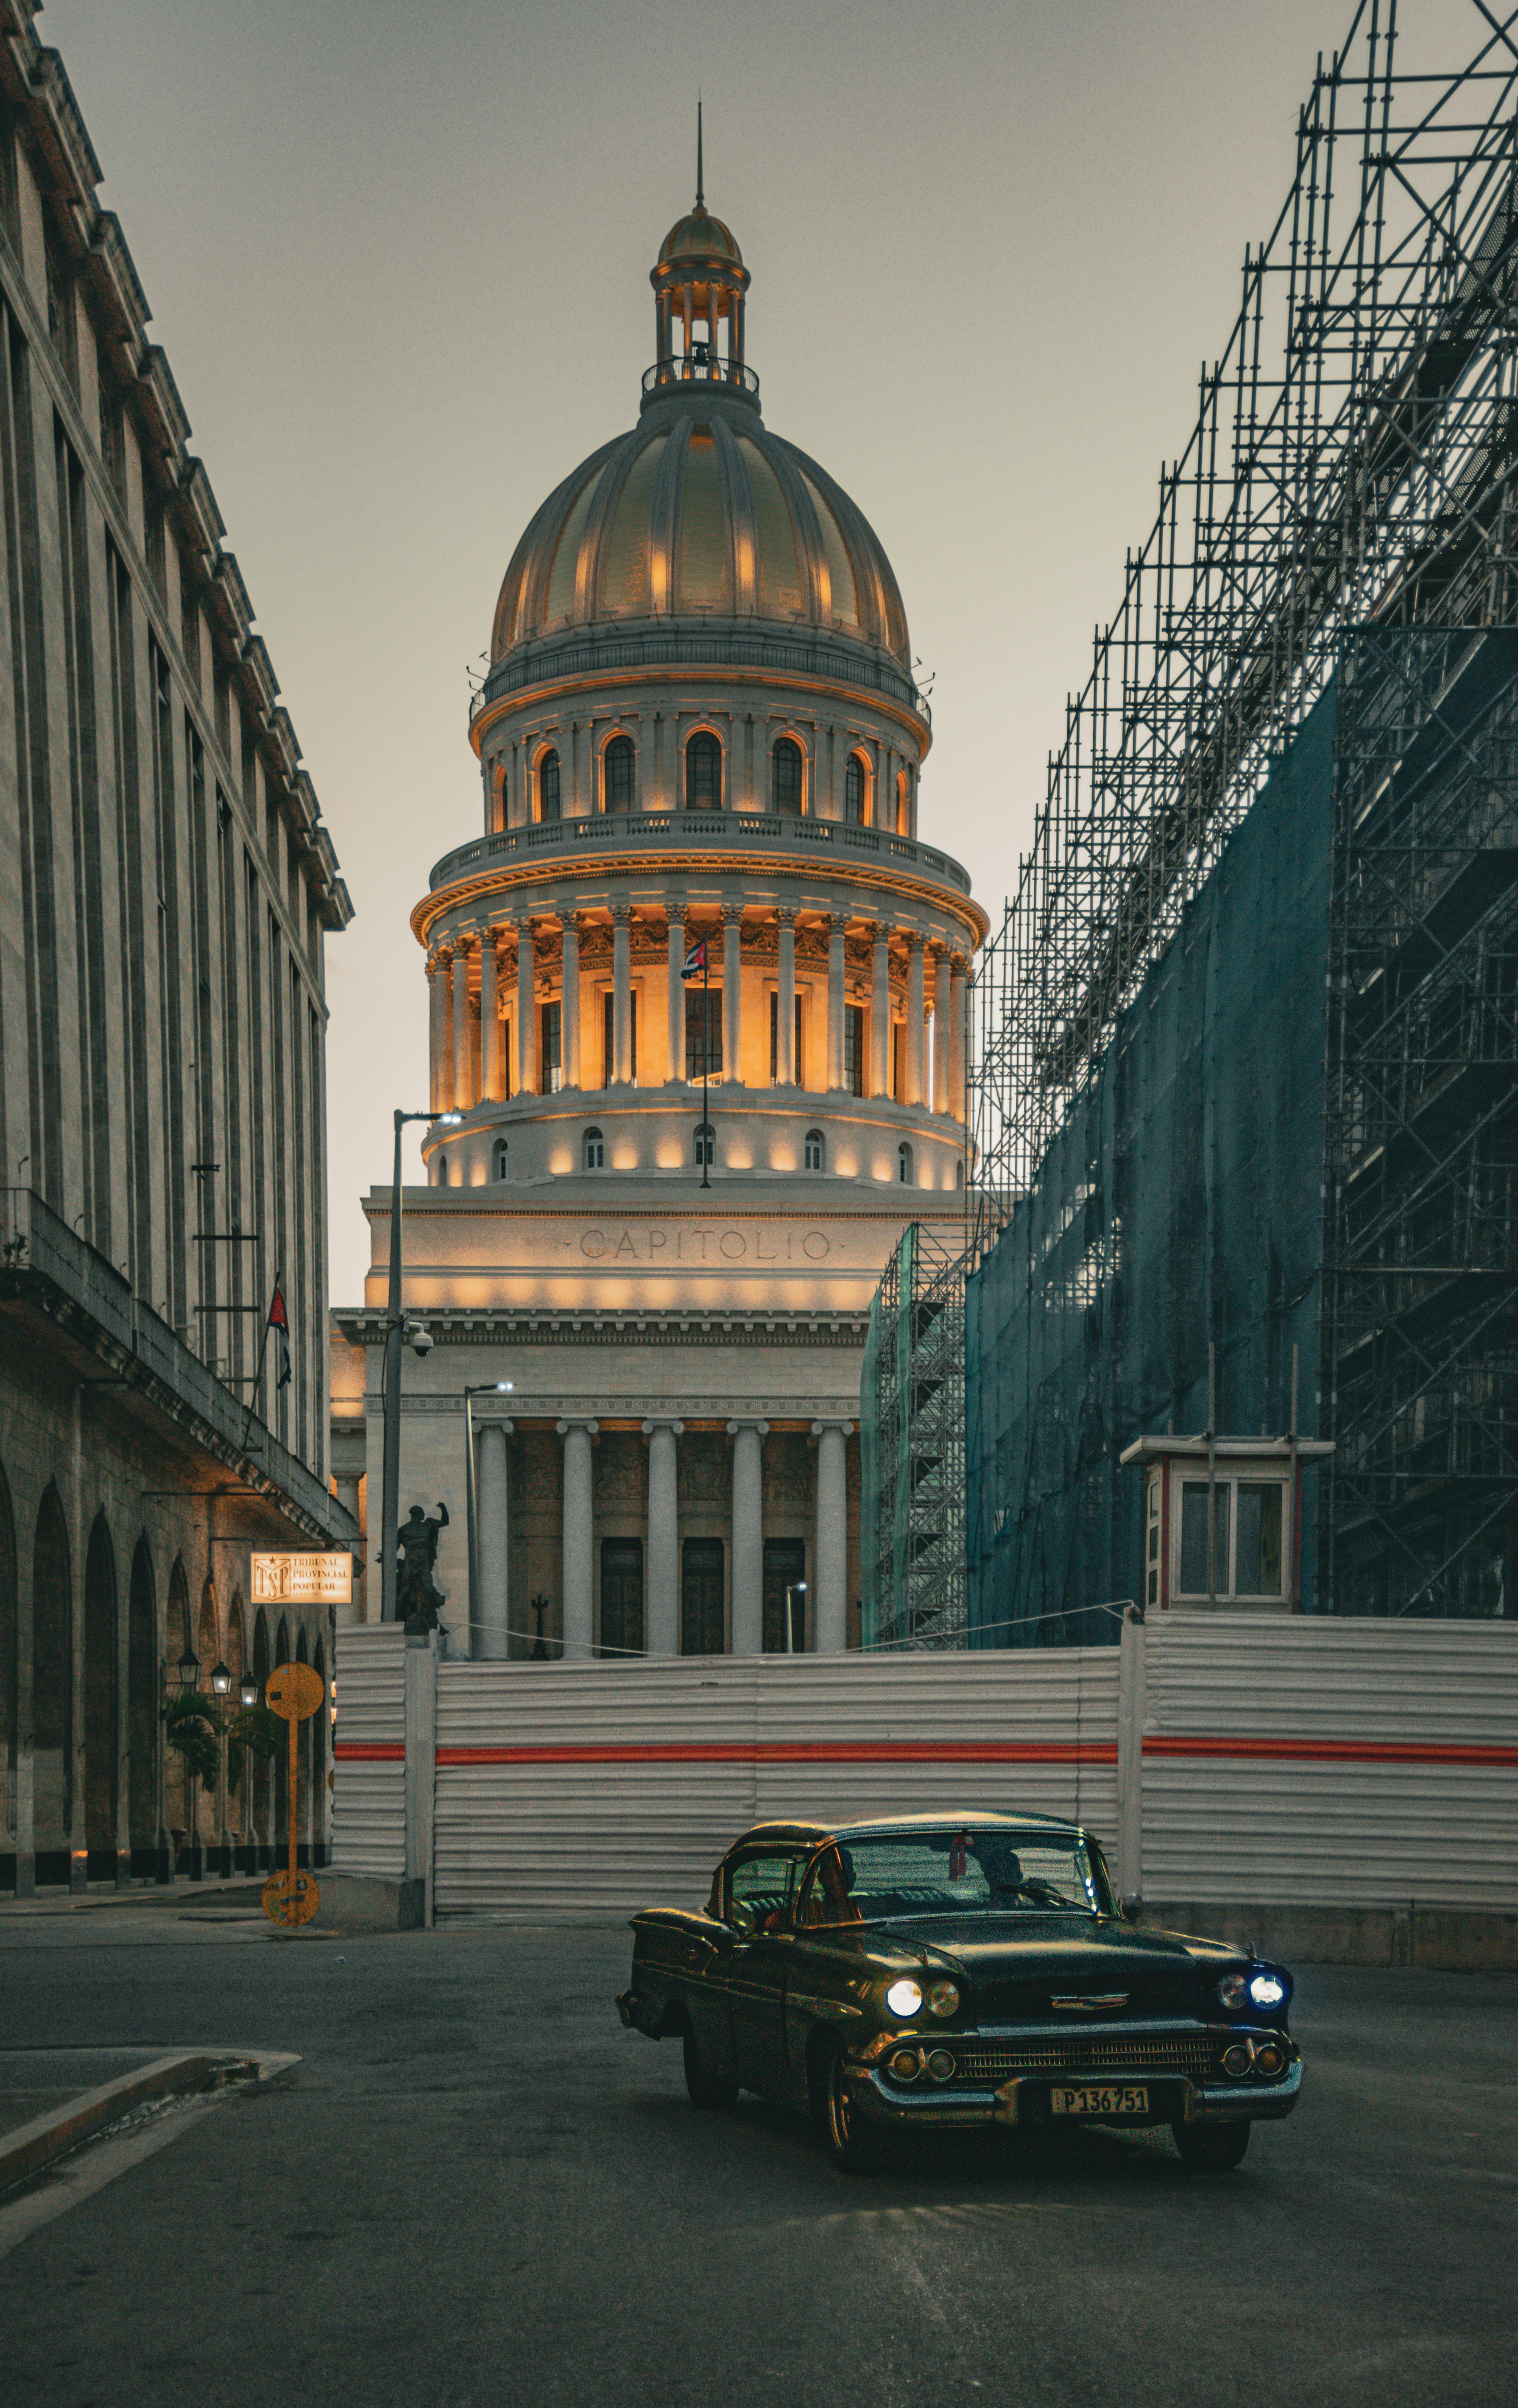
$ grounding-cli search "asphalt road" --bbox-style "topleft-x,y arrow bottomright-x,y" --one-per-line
0,1906 -> 1512,2408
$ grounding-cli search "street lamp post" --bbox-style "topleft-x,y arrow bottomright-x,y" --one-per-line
463,1379 -> 516,1656
175,1642 -> 202,1882
380,1106 -> 460,1623
211,1658 -> 232,1878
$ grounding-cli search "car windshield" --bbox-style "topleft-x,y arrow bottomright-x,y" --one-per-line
798,1828 -> 1105,1925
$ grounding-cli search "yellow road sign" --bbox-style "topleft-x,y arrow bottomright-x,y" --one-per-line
266,1660 -> 325,1722
263,1868 -> 320,1926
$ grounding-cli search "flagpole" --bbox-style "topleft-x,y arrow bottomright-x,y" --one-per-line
239,1269 -> 281,1455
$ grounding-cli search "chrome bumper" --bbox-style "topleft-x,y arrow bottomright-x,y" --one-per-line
847,2054 -> 1302,2130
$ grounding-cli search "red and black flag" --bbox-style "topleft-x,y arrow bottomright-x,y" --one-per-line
267,1287 -> 292,1390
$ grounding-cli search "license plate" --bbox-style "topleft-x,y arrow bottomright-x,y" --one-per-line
1050,2084 -> 1149,2117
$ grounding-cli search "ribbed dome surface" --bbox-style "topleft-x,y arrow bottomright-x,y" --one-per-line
658,203 -> 743,267
491,413 -> 910,666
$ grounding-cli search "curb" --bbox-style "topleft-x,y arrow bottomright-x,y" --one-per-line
0,2049 -> 300,2193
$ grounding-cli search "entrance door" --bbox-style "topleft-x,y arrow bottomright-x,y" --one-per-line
600,1538 -> 644,1658
681,1538 -> 724,1655
763,1538 -> 806,1653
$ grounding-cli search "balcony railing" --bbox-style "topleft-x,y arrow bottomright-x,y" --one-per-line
642,354 -> 760,404
429,808 -> 975,899
469,621 -> 930,725
0,1187 -> 354,1546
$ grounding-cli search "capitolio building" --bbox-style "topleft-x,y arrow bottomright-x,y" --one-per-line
330,172 -> 987,1660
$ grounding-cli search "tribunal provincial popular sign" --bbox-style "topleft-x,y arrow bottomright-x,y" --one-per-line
250,1552 -> 352,1606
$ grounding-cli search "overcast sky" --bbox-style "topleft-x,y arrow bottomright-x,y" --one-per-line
35,0 -> 1479,1305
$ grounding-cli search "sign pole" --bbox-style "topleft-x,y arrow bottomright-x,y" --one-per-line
262,1659 -> 325,1927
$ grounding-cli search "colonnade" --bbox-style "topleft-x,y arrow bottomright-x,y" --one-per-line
469,1416 -> 853,1660
427,906 -> 970,1118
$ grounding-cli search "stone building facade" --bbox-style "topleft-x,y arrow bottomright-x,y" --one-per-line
331,179 -> 985,1659
0,6 -> 354,1890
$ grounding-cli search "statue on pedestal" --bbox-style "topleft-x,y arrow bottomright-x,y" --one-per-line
396,1501 -> 449,1634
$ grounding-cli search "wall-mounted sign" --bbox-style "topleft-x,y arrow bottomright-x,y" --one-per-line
250,1552 -> 352,1606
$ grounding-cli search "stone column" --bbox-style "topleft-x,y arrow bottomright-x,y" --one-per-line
561,913 -> 581,1090
642,1418 -> 684,1656
666,903 -> 686,1084
826,917 -> 846,1091
950,953 -> 969,1125
905,934 -> 926,1108
727,1419 -> 768,1653
722,906 -> 743,1084
870,924 -> 891,1099
452,941 -> 474,1112
430,949 -> 454,1114
515,921 -> 538,1099
556,1419 -> 598,1660
812,1421 -> 851,1653
476,1419 -> 513,1660
933,948 -> 952,1115
480,935 -> 501,1104
612,904 -> 632,1084
776,905 -> 796,1085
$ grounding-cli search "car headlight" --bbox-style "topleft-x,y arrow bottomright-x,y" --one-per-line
1215,1973 -> 1247,2011
885,1978 -> 924,2019
1247,1967 -> 1291,2012
926,1980 -> 960,2019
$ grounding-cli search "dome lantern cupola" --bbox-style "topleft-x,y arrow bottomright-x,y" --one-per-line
645,106 -> 757,414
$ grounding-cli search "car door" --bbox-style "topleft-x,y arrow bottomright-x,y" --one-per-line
724,1848 -> 808,2101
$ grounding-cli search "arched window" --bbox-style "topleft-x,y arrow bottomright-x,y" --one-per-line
605,734 -> 635,811
584,1126 -> 605,1170
436,1152 -> 449,1187
693,1122 -> 714,1167
898,1141 -> 914,1185
685,730 -> 722,809
84,1514 -> 118,1862
493,1138 -> 509,1180
539,747 -> 561,821
897,766 -> 913,833
772,737 -> 803,816
804,1128 -> 825,1172
33,1484 -> 73,1842
955,1158 -> 965,1190
845,754 -> 866,825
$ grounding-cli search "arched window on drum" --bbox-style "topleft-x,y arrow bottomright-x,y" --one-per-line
604,734 -> 635,812
538,747 -> 561,822
685,730 -> 722,810
583,1127 -> 605,1171
845,753 -> 867,825
772,737 -> 803,817
804,1129 -> 825,1172
693,1122 -> 714,1168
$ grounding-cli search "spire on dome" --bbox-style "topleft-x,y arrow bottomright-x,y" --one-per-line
696,96 -> 704,209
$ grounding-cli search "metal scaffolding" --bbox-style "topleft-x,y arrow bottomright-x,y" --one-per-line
966,0 -> 1518,1625
973,0 -> 1518,1218
861,1224 -> 967,1650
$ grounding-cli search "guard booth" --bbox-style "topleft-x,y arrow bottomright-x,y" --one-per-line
1119,1433 -> 1334,1614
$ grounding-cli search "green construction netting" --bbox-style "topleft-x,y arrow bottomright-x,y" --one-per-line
966,688 -> 1336,1646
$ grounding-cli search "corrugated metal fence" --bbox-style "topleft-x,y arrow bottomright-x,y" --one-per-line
333,1612 -> 1517,1918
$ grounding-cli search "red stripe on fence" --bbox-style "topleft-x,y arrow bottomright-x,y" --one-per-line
1143,1736 -> 1518,1767
430,1741 -> 1119,1767
334,1743 -> 405,1761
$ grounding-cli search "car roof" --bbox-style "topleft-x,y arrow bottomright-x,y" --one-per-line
724,1810 -> 1088,1858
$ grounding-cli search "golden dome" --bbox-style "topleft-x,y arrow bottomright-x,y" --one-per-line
490,413 -> 910,668
657,203 -> 744,270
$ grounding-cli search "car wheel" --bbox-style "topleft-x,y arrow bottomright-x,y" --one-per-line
1172,2119 -> 1250,2172
823,2047 -> 887,2174
682,2025 -> 738,2111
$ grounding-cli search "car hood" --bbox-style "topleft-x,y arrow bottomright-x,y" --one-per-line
868,1913 -> 1240,2023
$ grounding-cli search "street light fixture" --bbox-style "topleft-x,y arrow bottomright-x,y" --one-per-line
380,1105 -> 462,1625
176,1644 -> 201,1689
239,1674 -> 259,1710
211,1659 -> 232,1697
784,1580 -> 809,1654
464,1379 -> 516,1656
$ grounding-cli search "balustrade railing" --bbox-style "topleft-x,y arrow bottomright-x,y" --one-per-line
430,809 -> 972,897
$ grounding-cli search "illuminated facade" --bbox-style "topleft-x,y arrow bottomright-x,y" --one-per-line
331,178 -> 986,1658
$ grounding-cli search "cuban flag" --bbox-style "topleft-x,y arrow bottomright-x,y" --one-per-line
267,1287 -> 293,1390
681,937 -> 708,981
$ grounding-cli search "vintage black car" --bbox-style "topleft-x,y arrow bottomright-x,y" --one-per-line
617,1812 -> 1300,2171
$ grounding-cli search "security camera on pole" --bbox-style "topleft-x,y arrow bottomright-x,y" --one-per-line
380,1105 -> 460,1624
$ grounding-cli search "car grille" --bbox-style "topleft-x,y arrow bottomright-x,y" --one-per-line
953,2034 -> 1219,2085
